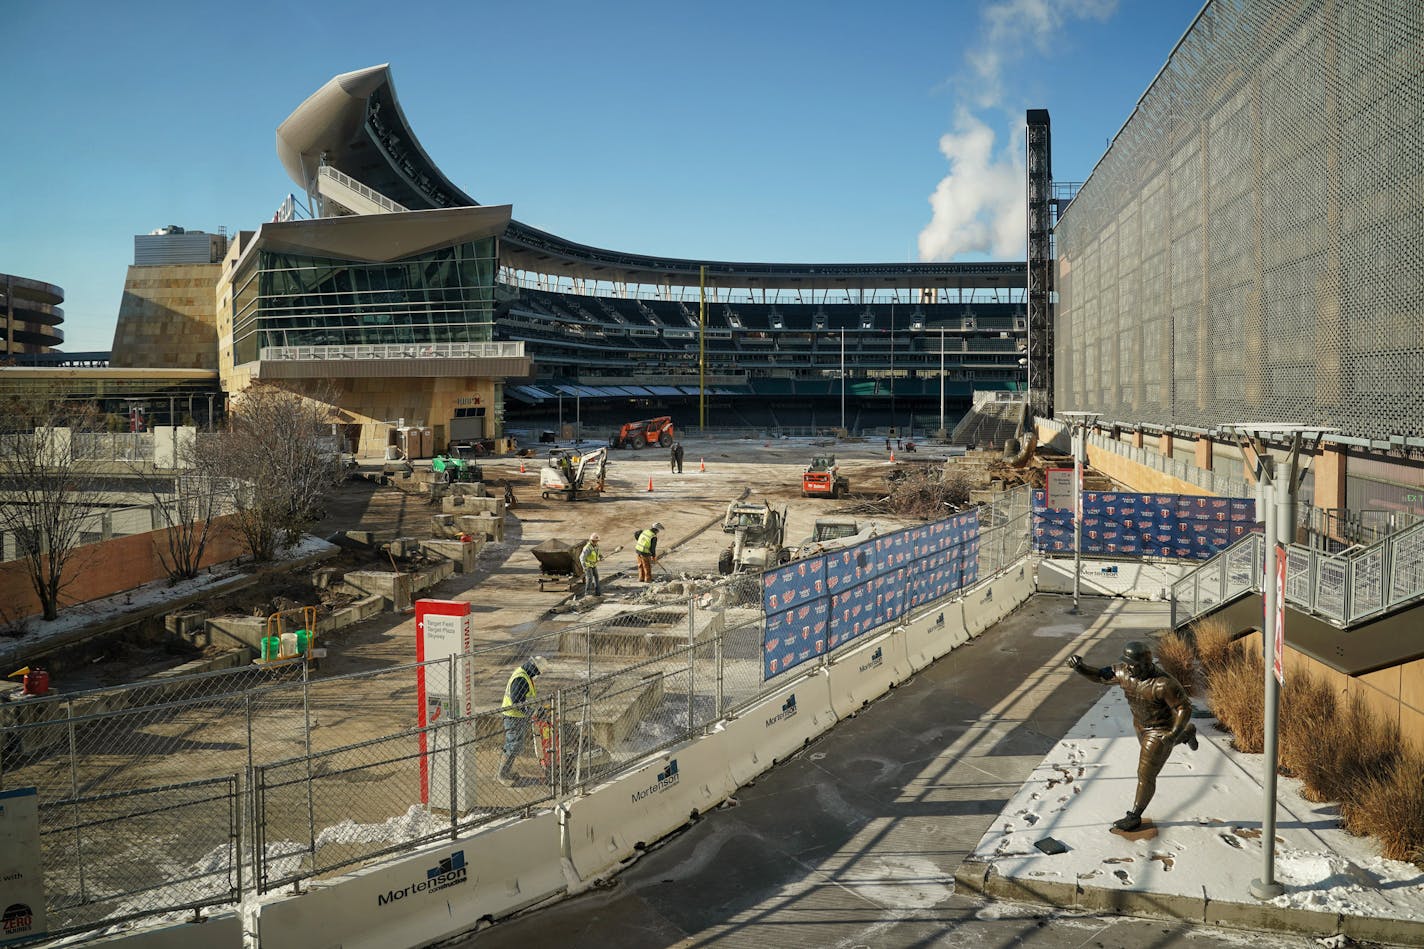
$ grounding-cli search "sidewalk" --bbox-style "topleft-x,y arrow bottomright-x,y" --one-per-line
956,686 -> 1424,945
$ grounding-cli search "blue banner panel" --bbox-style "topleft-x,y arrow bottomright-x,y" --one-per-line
763,597 -> 829,678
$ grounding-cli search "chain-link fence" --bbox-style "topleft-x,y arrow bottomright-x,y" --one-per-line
38,775 -> 240,940
1,491 -> 1036,935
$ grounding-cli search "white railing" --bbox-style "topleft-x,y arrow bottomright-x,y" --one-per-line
259,341 -> 525,361
316,166 -> 408,215
1171,518 -> 1424,628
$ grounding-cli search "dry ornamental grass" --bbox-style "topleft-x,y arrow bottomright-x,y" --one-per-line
1206,643 -> 1264,753
1191,615 -> 1236,674
1200,636 -> 1423,867
1151,629 -> 1198,695
1343,751 -> 1424,863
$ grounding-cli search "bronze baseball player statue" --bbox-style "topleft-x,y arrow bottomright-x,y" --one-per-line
1067,640 -> 1198,832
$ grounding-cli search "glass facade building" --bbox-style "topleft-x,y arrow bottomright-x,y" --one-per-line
231,238 -> 497,364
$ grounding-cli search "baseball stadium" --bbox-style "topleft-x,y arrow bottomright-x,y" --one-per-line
2,1 -> 1422,947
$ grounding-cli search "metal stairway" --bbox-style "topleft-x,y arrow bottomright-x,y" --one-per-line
1169,519 -> 1424,675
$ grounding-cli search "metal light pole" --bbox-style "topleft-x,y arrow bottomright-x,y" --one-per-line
938,327 -> 945,437
1059,411 -> 1100,614
839,328 -> 846,433
889,304 -> 896,436
1223,423 -> 1332,902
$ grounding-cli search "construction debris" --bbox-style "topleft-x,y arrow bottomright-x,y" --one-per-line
838,466 -> 975,519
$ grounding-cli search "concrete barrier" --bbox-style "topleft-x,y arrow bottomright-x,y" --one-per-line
258,813 -> 564,949
825,632 -> 902,719
720,674 -> 837,787
87,914 -> 243,948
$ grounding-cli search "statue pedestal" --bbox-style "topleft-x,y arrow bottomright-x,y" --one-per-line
1109,819 -> 1158,841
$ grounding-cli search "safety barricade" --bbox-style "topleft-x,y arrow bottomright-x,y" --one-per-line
999,559 -> 1036,607
566,731 -> 737,883
825,631 -> 904,719
257,812 -> 564,949
720,672 -> 837,787
900,599 -> 969,670
88,915 -> 243,949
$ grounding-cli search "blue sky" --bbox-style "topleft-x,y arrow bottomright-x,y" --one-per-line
3,0 -> 1200,351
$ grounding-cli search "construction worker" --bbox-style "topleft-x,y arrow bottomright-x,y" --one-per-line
499,655 -> 547,787
634,522 -> 663,581
673,442 -> 684,473
580,533 -> 602,597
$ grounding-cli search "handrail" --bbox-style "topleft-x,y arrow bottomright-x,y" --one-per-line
1172,517 -> 1424,629
316,165 -> 408,214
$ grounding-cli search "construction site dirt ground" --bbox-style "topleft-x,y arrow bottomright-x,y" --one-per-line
18,441 -> 1010,809
311,434 -> 990,673
5,435 -> 1041,910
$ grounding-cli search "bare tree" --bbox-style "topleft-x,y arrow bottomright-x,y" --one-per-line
131,429 -> 227,584
0,394 -> 106,621
209,383 -> 340,562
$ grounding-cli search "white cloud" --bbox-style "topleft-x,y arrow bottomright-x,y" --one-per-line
917,110 -> 1025,261
918,0 -> 1118,261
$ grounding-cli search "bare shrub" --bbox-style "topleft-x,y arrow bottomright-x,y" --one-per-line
1207,644 -> 1263,753
1277,672 -> 1340,798
1152,628 -> 1198,695
1192,616 -> 1236,674
1342,750 -> 1424,864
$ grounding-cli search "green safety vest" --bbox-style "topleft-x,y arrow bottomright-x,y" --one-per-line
501,665 -> 535,717
581,543 -> 601,567
431,457 -> 446,472
635,529 -> 657,555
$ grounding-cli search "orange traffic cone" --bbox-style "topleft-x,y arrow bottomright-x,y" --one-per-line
647,476 -> 655,492
519,461 -> 526,473
890,451 -> 896,463
699,458 -> 705,472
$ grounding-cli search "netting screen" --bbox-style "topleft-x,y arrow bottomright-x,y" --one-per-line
1055,0 -> 1423,439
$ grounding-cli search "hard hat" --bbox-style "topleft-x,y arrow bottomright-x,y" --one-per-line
531,655 -> 549,674
652,522 -> 665,531
589,532 -> 600,541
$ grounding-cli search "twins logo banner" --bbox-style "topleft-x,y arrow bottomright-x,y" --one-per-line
1031,491 -> 1255,560
765,509 -> 981,679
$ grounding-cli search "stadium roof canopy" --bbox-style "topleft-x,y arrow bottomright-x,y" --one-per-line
277,65 -> 1024,292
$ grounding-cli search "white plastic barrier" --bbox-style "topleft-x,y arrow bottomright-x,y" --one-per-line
1036,557 -> 1185,599
566,729 -> 738,882
999,559 -> 1036,607
258,812 -> 564,949
720,673 -> 837,787
963,561 -> 1036,636
87,914 -> 242,948
825,632 -> 903,719
900,599 -> 969,670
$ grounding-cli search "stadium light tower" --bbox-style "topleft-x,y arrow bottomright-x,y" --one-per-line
1058,411 -> 1099,614
1218,422 -> 1333,902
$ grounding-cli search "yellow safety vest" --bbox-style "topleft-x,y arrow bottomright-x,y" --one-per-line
636,529 -> 657,555
581,543 -> 601,567
501,665 -> 535,717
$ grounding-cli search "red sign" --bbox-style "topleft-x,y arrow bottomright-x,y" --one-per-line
1273,544 -> 1286,685
415,599 -> 473,802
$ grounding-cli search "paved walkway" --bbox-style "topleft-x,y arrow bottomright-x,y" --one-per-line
452,596 -> 1402,947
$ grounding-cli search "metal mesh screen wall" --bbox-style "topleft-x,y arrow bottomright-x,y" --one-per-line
1055,0 -> 1424,439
